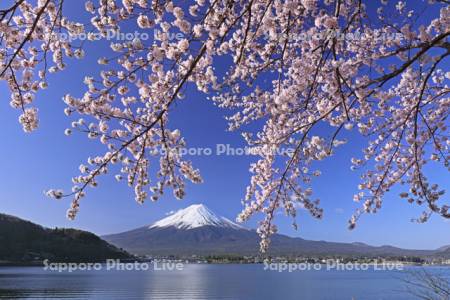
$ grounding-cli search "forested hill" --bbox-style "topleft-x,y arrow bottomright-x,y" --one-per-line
0,213 -> 130,263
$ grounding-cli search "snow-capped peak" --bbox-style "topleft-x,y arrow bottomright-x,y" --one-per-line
149,204 -> 244,230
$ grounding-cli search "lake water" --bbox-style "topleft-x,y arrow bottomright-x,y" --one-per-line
0,264 -> 449,299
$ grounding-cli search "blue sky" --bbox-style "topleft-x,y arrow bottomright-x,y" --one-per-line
0,0 -> 448,250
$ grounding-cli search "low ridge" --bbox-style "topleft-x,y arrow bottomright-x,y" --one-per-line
0,213 -> 130,263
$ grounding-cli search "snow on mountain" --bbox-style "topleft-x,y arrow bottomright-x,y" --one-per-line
149,204 -> 245,230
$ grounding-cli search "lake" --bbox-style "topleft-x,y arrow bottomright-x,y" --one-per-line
0,264 -> 449,299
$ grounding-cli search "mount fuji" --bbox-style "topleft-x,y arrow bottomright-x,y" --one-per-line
102,204 -> 447,258
103,204 -> 260,256
149,204 -> 244,230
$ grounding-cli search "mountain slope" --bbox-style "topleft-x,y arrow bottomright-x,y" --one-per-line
435,247 -> 450,259
0,213 -> 130,262
103,204 -> 440,258
436,245 -> 450,252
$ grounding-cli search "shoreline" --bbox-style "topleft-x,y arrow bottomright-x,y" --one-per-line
1,260 -> 450,268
